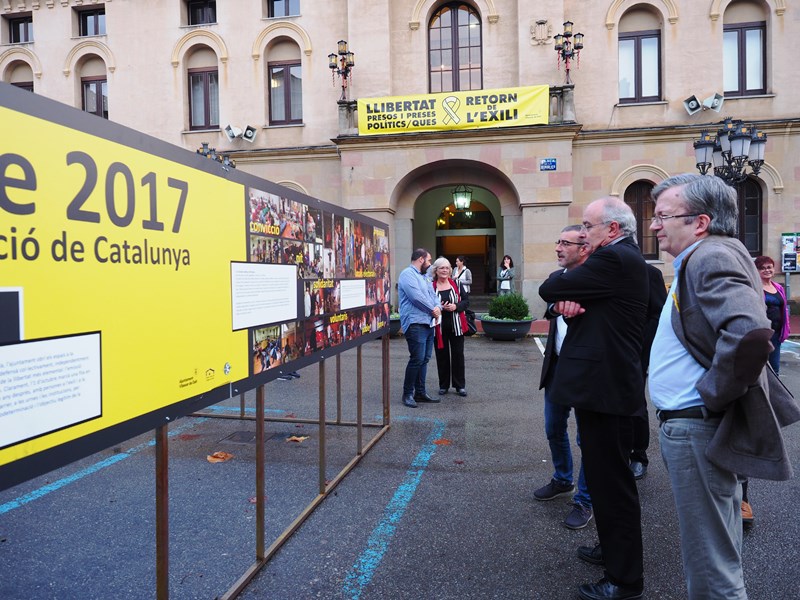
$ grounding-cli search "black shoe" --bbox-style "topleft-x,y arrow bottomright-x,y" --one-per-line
402,395 -> 418,408
288,371 -> 301,378
577,543 -> 604,566
414,392 -> 440,403
578,577 -> 643,600
533,479 -> 574,501
457,388 -> 467,397
630,461 -> 647,480
438,388 -> 448,395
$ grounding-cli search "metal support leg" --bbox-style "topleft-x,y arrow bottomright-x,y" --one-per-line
357,345 -> 363,454
319,360 -> 326,494
256,385 -> 265,560
155,425 -> 169,600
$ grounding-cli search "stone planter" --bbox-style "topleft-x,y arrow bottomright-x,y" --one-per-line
478,317 -> 533,341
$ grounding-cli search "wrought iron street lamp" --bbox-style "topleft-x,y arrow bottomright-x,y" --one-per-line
451,185 -> 472,210
328,40 -> 355,101
693,118 -> 766,185
553,21 -> 584,85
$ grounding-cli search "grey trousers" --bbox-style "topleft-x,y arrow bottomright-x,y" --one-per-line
660,418 -> 746,600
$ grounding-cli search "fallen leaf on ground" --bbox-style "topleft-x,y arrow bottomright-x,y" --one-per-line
454,460 -> 464,465
177,433 -> 201,441
284,412 -> 296,418
286,435 -> 309,443
433,438 -> 452,445
248,496 -> 268,504
206,451 -> 234,463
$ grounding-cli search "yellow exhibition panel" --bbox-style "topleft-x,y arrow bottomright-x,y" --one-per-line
0,103 -> 248,468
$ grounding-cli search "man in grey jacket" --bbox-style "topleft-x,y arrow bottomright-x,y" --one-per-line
648,173 -> 797,599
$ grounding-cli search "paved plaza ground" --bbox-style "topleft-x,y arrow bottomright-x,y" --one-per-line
1,334 -> 799,599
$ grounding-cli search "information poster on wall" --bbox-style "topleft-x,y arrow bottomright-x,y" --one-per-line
781,233 -> 799,273
0,83 -> 390,490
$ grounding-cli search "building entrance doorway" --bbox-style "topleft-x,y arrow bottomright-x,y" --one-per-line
434,200 -> 496,295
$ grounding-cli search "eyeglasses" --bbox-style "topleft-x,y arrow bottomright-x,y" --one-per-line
555,239 -> 586,247
758,265 -> 774,271
650,214 -> 700,225
581,220 -> 611,231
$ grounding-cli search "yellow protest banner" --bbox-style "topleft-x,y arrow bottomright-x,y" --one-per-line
357,85 -> 549,135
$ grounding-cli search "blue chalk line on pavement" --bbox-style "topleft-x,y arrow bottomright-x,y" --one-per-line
0,404 -> 285,515
342,415 -> 447,600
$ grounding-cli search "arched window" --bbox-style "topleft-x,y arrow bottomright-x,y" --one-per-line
186,46 -> 219,130
78,55 -> 108,119
267,39 -> 302,125
428,3 -> 482,93
618,7 -> 662,103
623,180 -> 657,259
734,177 -> 762,256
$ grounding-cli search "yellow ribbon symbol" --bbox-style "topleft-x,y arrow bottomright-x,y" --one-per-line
442,96 -> 461,125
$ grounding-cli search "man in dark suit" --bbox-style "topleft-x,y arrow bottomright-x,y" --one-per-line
539,197 -> 649,600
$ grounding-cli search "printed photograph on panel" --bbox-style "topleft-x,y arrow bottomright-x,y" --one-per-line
323,248 -> 335,278
324,281 -> 341,314
323,211 -> 334,249
282,239 -> 304,267
253,325 -> 282,375
300,243 -> 323,279
249,235 -> 281,263
279,198 -> 306,240
333,215 -> 345,277
306,207 -> 323,244
248,188 -> 282,235
280,322 -> 302,364
344,217 -> 355,277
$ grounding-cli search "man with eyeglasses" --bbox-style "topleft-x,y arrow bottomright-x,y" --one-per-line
539,197 -> 649,600
535,225 -> 594,531
398,248 -> 442,408
648,174 -> 799,599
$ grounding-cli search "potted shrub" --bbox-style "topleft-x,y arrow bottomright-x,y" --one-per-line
479,293 -> 533,341
389,309 -> 402,337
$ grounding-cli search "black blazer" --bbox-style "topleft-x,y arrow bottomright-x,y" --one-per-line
538,237 -> 649,416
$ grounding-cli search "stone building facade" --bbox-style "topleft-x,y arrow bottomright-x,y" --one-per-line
2,0 -> 797,312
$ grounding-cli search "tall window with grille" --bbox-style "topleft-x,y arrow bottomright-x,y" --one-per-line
735,178 -> 762,256
82,77 -> 108,119
188,68 -> 219,129
624,180 -> 657,259
428,3 -> 482,93
268,62 -> 302,125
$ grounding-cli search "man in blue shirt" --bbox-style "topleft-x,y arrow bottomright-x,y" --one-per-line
649,174 -> 775,599
398,248 -> 442,408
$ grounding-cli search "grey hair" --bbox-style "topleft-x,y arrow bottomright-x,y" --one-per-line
653,174 -> 738,237
597,197 -> 637,237
431,256 -> 452,271
561,224 -> 584,234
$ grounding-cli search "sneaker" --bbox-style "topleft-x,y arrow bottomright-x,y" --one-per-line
534,479 -> 574,501
564,502 -> 593,530
741,501 -> 754,527
277,375 -> 294,381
